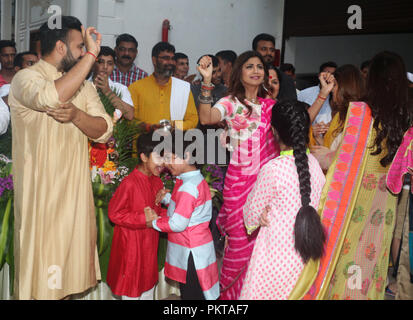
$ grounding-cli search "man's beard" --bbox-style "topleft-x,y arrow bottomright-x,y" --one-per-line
212,75 -> 222,86
2,62 -> 14,70
263,55 -> 275,65
118,55 -> 133,67
60,48 -> 79,73
155,62 -> 175,78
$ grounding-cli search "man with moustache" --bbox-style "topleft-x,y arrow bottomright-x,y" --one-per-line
111,33 -> 148,87
9,15 -> 113,300
0,40 -> 17,86
0,42 -> 20,137
173,52 -> 190,80
1,51 -> 39,121
215,50 -> 237,88
0,51 -> 39,157
252,33 -> 297,101
128,41 -> 198,133
13,51 -> 39,72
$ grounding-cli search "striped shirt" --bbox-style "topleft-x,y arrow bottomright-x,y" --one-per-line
152,170 -> 220,300
110,63 -> 148,87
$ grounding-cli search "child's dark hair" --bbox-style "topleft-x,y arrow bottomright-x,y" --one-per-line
137,130 -> 162,163
271,100 -> 326,264
165,129 -> 203,169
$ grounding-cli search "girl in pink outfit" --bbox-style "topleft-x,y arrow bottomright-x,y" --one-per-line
197,51 -> 279,300
240,100 -> 326,300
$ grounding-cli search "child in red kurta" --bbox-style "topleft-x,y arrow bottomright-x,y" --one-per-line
106,132 -> 168,299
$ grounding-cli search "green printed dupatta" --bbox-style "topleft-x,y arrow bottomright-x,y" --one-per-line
290,102 -> 396,300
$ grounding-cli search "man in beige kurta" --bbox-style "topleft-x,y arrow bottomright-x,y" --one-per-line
9,16 -> 113,300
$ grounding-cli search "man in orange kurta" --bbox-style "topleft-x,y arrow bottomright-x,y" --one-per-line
128,42 -> 198,132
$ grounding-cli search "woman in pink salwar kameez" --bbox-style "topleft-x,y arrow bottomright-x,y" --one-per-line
240,100 -> 326,300
197,51 -> 279,299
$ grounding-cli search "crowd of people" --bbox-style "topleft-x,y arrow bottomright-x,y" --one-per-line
1,15 -> 413,300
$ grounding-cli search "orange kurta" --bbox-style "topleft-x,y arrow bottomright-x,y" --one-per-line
128,74 -> 198,130
309,113 -> 342,148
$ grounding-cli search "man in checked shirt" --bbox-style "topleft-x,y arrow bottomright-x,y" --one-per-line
110,33 -> 148,87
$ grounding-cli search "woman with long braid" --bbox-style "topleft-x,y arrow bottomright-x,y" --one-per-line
293,51 -> 413,300
240,100 -> 326,299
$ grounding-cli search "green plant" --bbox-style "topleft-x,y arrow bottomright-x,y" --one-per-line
0,155 -> 14,296
91,90 -> 142,281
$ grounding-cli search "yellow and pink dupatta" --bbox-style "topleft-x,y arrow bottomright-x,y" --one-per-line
289,102 -> 373,300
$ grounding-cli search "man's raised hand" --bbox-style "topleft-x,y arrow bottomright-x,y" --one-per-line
82,26 -> 102,57
197,55 -> 213,83
319,72 -> 335,97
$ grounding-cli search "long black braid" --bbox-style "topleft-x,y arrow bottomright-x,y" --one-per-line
272,100 -> 326,264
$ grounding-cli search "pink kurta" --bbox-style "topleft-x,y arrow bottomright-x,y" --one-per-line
240,154 -> 325,300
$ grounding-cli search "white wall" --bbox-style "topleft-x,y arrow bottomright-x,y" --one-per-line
1,0 -> 13,40
13,0 -> 69,52
285,33 -> 413,74
94,0 -> 285,75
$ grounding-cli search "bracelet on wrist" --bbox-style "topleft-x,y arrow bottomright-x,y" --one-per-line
198,93 -> 214,104
86,51 -> 98,61
317,94 -> 327,101
201,81 -> 215,89
201,88 -> 213,95
200,90 -> 212,97
201,84 -> 213,90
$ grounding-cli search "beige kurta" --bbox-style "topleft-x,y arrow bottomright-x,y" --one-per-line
9,59 -> 113,300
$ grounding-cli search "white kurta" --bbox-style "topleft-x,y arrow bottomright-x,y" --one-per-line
0,84 -> 10,135
9,59 -> 113,300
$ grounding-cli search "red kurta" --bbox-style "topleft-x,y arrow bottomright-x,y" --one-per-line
0,75 -> 7,87
106,168 -> 166,297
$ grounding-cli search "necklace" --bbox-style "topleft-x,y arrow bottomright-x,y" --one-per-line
246,97 -> 259,104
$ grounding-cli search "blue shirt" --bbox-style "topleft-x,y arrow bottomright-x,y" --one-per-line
298,85 -> 332,124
